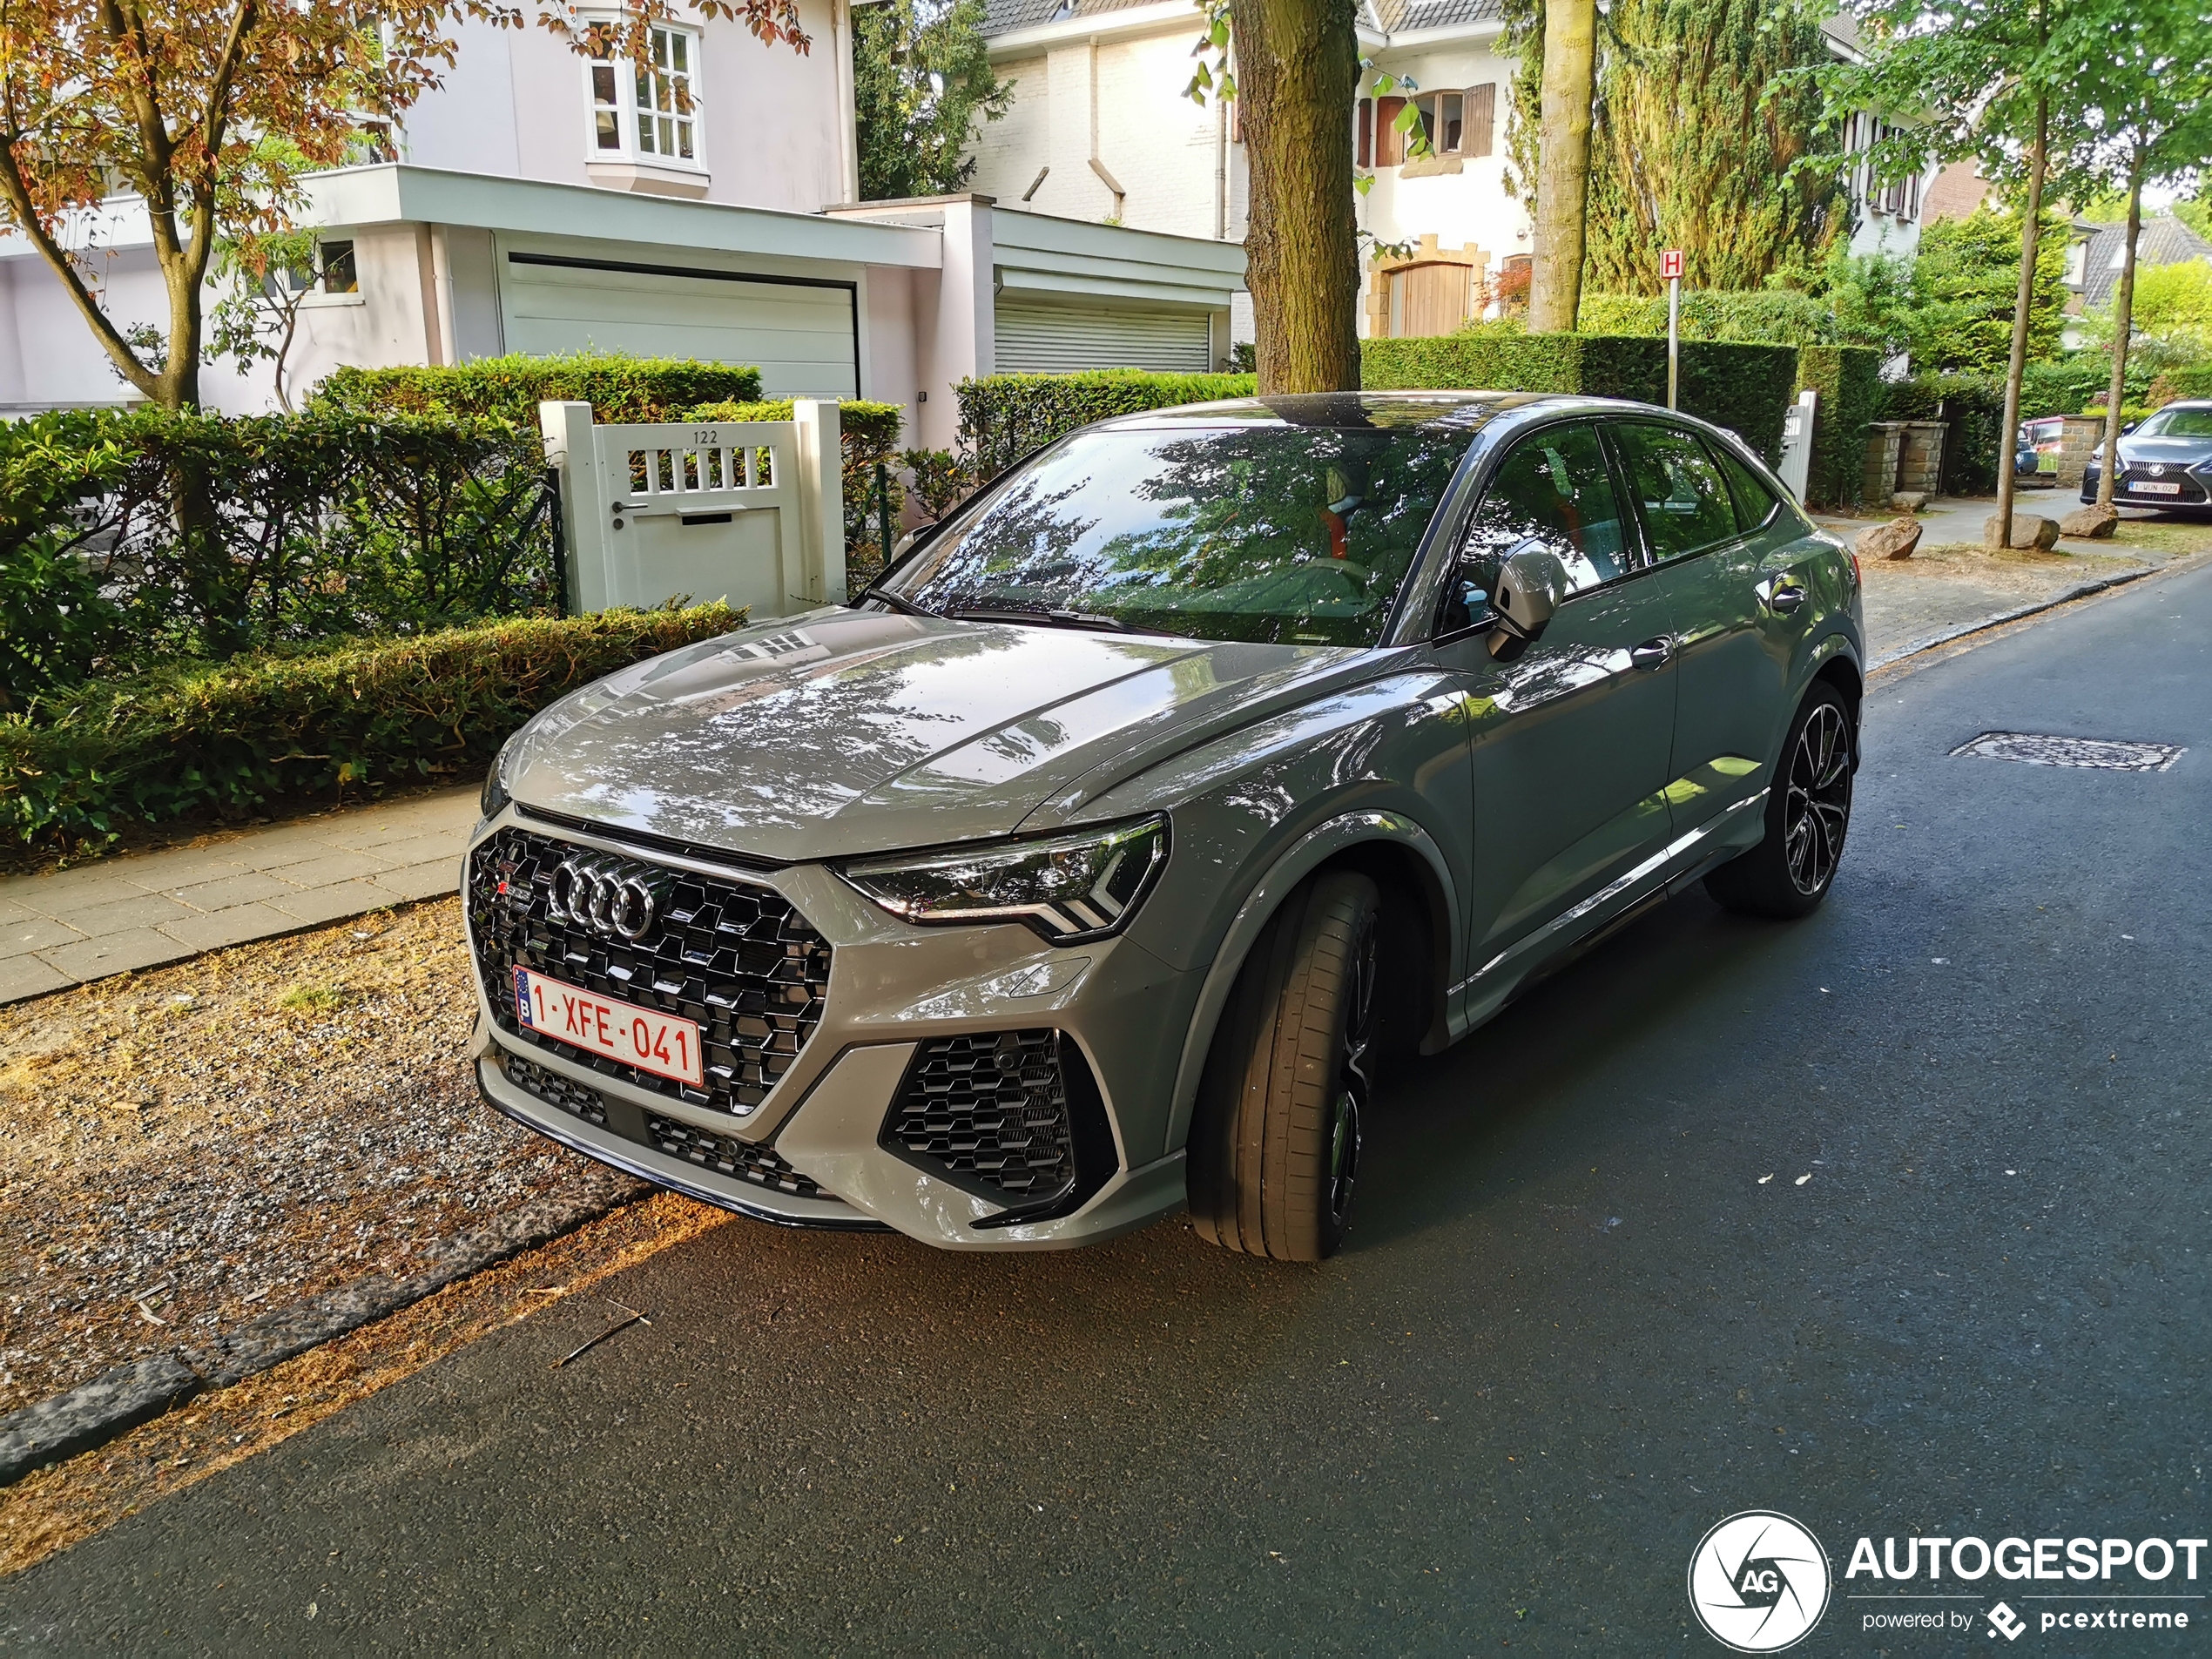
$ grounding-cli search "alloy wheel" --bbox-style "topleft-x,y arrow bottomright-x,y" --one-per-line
1783,703 -> 1852,895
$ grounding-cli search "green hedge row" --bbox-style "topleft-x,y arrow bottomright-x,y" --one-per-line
2150,364 -> 2212,404
1881,374 -> 2008,496
1359,332 -> 1801,463
2,603 -> 742,860
1576,289 -> 1844,347
1794,346 -> 1884,510
314,353 -> 764,425
1,408 -> 557,708
957,369 -> 1257,480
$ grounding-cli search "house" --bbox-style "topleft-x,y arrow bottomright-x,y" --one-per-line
0,4 -> 1244,448
2065,213 -> 2212,312
967,0 -> 1929,343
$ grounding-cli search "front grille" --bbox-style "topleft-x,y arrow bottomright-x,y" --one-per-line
644,1110 -> 826,1199
469,826 -> 833,1116
883,1030 -> 1075,1201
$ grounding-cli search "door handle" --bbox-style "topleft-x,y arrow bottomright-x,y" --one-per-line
1629,636 -> 1676,671
1765,579 -> 1808,614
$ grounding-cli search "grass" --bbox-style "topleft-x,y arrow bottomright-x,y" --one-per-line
277,983 -> 346,1015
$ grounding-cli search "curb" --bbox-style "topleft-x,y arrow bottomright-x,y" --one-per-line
1868,563 -> 2163,673
0,1167 -> 644,1487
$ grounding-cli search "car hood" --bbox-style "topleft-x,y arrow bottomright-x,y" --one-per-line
505,608 -> 1389,863
2117,434 -> 2212,468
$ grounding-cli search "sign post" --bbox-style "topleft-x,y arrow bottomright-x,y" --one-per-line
1661,248 -> 1683,410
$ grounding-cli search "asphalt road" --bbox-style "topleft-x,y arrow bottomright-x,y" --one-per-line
7,563 -> 2210,1656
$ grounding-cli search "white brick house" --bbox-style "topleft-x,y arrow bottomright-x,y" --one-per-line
0,5 -> 1244,446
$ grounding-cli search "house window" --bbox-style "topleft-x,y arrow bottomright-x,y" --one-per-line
319,239 -> 358,293
1359,84 -> 1496,166
586,24 -> 702,165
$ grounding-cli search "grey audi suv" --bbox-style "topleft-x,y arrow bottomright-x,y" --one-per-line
466,393 -> 1863,1260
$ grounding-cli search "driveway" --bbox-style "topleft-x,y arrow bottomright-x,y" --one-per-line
3,563 -> 2208,1654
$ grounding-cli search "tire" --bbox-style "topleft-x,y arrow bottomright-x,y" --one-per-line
1188,871 -> 1379,1262
1703,682 -> 1855,920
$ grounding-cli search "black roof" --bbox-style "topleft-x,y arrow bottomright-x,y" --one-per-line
2075,215 -> 2212,310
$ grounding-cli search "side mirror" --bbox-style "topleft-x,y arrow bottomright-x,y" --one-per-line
1488,542 -> 1568,656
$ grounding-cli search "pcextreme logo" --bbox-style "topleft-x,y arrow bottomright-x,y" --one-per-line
1688,1511 -> 1832,1652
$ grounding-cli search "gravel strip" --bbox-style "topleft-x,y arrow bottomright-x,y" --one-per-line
0,899 -> 628,1417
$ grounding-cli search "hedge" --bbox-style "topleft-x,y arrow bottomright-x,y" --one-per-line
2149,365 -> 2212,405
957,369 -> 1257,480
684,397 -> 908,581
1,603 -> 742,860
313,353 -> 764,425
1577,288 -> 1842,347
1,408 -> 557,708
1794,346 -> 1883,510
1360,332 -> 1801,463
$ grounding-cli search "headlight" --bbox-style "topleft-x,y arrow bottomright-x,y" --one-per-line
480,745 -> 514,820
838,815 -> 1168,943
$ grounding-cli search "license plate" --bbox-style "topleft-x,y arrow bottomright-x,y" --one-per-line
512,967 -> 704,1086
2131,480 -> 2183,496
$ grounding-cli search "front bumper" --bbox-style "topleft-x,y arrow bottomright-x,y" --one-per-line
463,807 -> 1198,1250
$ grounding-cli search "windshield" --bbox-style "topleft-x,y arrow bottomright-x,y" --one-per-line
878,421 -> 1477,647
2135,408 -> 2212,439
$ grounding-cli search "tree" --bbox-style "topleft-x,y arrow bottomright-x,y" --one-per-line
1811,0 -> 2076,542
1528,0 -> 1598,330
2045,0 -> 2212,510
0,2 -> 806,412
1905,205 -> 2069,373
1580,0 -> 1849,294
1186,0 -> 1363,392
853,0 -> 1009,201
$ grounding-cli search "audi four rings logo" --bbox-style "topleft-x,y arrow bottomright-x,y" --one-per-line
548,856 -> 664,941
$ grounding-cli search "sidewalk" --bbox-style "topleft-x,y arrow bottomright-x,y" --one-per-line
0,789 -> 476,1004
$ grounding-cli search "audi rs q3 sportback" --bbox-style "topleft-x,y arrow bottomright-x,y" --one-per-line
465,393 -> 1864,1260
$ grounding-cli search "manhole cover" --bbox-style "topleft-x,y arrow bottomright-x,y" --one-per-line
1950,732 -> 2186,772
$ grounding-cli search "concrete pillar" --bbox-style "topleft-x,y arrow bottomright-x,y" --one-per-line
915,198 -> 995,452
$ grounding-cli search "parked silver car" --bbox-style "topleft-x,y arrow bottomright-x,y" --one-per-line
466,393 -> 1863,1259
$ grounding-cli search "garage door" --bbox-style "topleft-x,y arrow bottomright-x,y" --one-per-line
994,300 -> 1212,374
500,250 -> 859,397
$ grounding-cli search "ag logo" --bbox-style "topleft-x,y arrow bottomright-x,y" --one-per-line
1688,1511 -> 1831,1652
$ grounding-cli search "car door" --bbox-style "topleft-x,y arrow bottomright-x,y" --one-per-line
1608,421 -> 1817,836
1431,421 -> 1683,1001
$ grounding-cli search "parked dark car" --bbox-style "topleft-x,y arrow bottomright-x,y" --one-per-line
2081,401 -> 2212,513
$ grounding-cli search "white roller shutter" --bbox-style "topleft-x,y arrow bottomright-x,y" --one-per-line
499,250 -> 859,397
994,300 -> 1212,374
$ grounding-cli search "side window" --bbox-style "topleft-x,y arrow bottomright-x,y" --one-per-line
1710,442 -> 1782,534
1440,423 -> 1628,631
1611,422 -> 1740,563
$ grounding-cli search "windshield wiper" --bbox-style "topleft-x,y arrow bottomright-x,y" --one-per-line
855,585 -> 937,618
944,605 -> 1148,636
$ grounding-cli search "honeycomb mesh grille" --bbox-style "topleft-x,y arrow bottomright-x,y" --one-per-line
507,1053 -> 609,1129
884,1030 -> 1074,1201
469,826 -> 832,1116
644,1111 -> 826,1199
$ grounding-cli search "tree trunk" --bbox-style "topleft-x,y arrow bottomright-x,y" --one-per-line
1232,0 -> 1362,394
1529,0 -> 1598,332
1993,92 -> 2047,546
2095,150 -> 2143,512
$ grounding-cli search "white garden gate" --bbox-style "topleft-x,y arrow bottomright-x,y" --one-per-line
540,401 -> 844,621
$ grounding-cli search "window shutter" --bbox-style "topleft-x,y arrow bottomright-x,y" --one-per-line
1357,98 -> 1371,168
1376,96 -> 1405,166
1467,84 -> 1495,158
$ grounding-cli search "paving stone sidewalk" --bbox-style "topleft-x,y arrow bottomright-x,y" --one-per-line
0,788 -> 475,1005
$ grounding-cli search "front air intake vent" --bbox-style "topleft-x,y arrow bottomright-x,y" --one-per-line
880,1030 -> 1118,1222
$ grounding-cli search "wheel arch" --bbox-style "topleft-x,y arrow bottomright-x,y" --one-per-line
1163,810 -> 1460,1157
1806,637 -> 1865,766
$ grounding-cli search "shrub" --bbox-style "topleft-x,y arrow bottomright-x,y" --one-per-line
0,408 -> 560,692
2148,364 -> 2212,405
1,603 -> 743,859
1577,288 -> 1842,347
956,368 -> 1258,480
684,397 -> 908,580
1361,331 -> 1801,462
1794,346 -> 1883,510
312,352 -> 764,425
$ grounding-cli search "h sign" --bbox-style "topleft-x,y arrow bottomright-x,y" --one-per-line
1661,249 -> 1684,281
